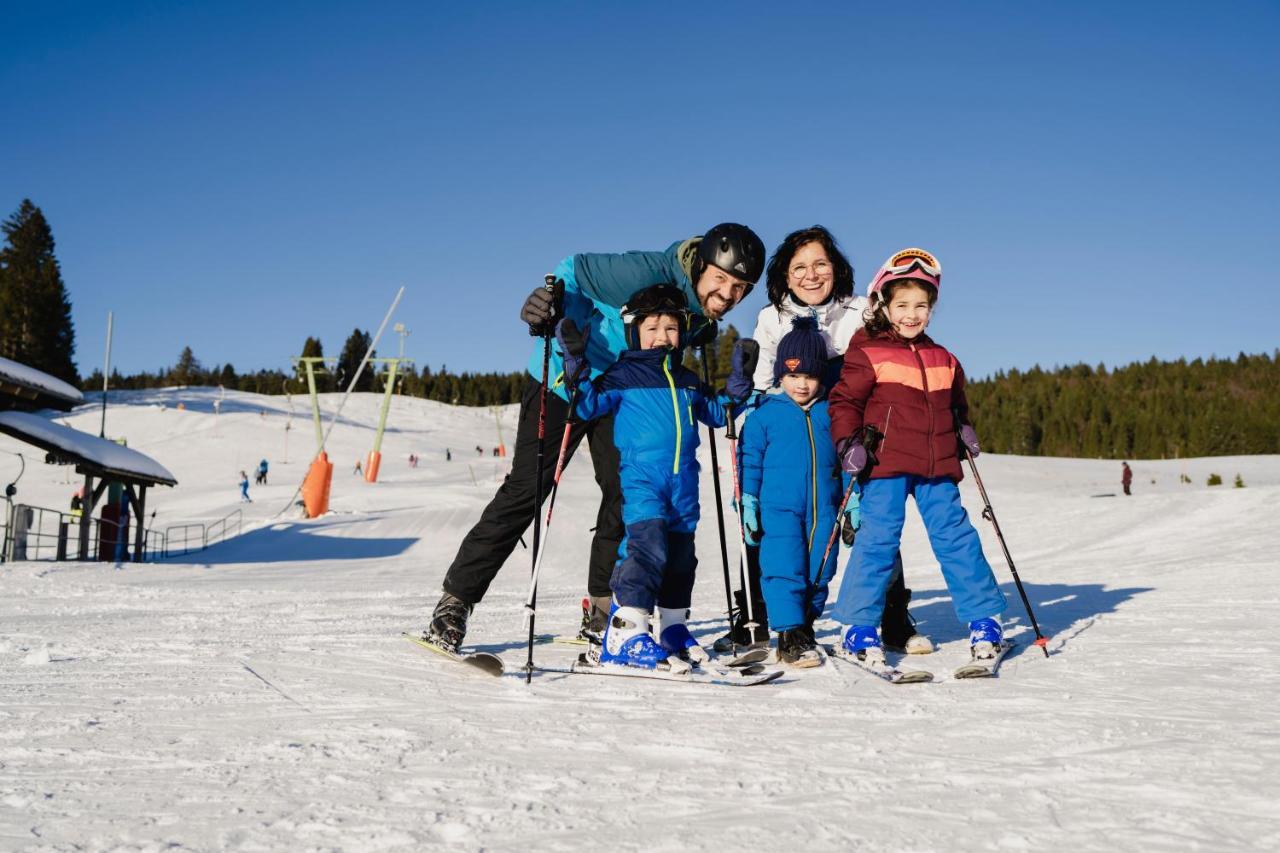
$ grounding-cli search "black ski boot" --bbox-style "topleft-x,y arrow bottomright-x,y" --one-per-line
422,592 -> 471,654
712,589 -> 770,653
777,627 -> 822,668
881,586 -> 933,655
576,595 -> 611,647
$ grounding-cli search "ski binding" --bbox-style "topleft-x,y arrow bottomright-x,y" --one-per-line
953,640 -> 1013,679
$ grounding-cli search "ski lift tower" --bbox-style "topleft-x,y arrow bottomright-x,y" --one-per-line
290,356 -> 339,517
363,357 -> 414,482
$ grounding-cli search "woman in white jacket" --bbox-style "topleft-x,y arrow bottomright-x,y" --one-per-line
731,225 -> 931,655
751,225 -> 864,391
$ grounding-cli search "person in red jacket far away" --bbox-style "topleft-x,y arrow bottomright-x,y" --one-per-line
1122,461 -> 1133,496
827,248 -> 1008,671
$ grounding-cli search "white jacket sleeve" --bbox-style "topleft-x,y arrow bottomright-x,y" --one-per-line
751,306 -> 782,390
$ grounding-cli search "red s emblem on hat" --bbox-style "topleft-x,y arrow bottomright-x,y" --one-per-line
784,358 -> 801,372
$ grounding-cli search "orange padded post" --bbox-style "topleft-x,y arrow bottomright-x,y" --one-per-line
302,451 -> 334,517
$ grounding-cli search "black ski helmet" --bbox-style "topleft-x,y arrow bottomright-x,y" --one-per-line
621,283 -> 692,350
698,223 -> 766,291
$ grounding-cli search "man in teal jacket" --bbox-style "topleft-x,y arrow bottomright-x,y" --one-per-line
420,224 -> 766,653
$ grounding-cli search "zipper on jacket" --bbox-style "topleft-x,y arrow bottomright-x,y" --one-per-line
910,342 -> 935,478
662,355 -> 682,475
805,408 -> 818,550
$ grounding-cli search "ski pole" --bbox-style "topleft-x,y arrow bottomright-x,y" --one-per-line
522,381 -> 581,629
699,345 -> 739,656
956,418 -> 1050,658
724,404 -> 759,638
819,478 -> 857,571
524,274 -> 557,684
818,425 -> 883,569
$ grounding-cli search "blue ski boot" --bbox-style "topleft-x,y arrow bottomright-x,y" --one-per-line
840,624 -> 885,666
600,603 -> 691,673
656,606 -> 710,665
968,617 -> 1004,657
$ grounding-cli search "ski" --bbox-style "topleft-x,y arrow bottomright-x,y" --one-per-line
828,646 -> 933,684
715,646 -> 771,668
953,641 -> 1013,679
550,634 -> 590,646
402,632 -> 505,677
536,653 -> 783,687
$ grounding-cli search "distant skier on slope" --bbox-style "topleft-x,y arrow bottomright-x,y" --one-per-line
557,285 -> 753,671
238,471 -> 251,503
1122,462 -> 1133,496
828,248 -> 1007,672
418,224 -> 765,656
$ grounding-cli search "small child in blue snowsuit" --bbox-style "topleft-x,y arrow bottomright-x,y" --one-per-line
238,471 -> 251,503
739,316 -> 848,667
557,284 -> 745,672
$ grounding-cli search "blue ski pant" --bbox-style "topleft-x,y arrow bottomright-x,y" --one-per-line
609,463 -> 700,611
758,507 -> 838,631
831,475 -> 1006,627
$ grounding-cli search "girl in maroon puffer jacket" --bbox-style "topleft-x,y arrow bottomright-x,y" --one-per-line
827,248 -> 1007,672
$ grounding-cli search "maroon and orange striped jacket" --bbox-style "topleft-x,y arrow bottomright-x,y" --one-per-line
828,328 -> 970,482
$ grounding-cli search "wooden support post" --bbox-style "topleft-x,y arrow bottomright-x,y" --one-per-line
78,473 -> 94,560
131,484 -> 147,561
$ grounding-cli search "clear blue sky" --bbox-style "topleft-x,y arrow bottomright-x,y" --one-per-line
3,1 -> 1277,381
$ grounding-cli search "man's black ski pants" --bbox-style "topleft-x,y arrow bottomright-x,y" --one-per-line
441,377 -> 622,606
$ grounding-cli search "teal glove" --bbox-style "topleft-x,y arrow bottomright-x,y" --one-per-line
741,494 -> 761,546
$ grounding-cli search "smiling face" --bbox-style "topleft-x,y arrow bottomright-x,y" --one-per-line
637,313 -> 682,350
786,241 -> 835,306
883,282 -> 934,340
780,372 -> 820,405
694,265 -> 750,320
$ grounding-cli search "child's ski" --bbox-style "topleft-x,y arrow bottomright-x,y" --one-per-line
828,646 -> 933,684
537,653 -> 783,686
714,647 -> 771,668
402,633 -> 504,677
953,641 -> 1013,679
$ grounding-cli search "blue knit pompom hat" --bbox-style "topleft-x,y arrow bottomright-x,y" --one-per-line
773,315 -> 827,384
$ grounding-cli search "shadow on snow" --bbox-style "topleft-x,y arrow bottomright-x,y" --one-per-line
192,519 -> 418,565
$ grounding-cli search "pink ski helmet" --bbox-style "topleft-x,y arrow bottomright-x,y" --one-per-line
866,248 -> 942,302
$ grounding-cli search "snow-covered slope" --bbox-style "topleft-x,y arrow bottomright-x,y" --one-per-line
2,388 -> 1277,851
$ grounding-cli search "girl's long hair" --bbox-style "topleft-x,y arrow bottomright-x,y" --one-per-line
764,225 -> 855,308
864,279 -> 939,338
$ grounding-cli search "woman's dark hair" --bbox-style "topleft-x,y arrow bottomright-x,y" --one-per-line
764,225 -> 855,308
864,279 -> 938,338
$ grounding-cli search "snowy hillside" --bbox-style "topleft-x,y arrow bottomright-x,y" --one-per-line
2,388 -> 1278,851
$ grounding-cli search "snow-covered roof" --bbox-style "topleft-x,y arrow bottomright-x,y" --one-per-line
0,410 -> 176,486
0,356 -> 84,410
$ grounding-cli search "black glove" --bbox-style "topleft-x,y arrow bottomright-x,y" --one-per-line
841,512 -> 858,547
688,319 -> 718,349
725,339 -> 760,403
521,279 -> 564,336
555,318 -> 589,383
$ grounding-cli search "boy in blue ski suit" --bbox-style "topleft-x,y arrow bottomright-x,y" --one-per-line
423,225 -> 765,655
738,317 -> 848,666
558,284 -> 752,672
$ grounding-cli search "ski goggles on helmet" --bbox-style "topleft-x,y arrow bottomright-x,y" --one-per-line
621,283 -> 692,350
867,248 -> 942,298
